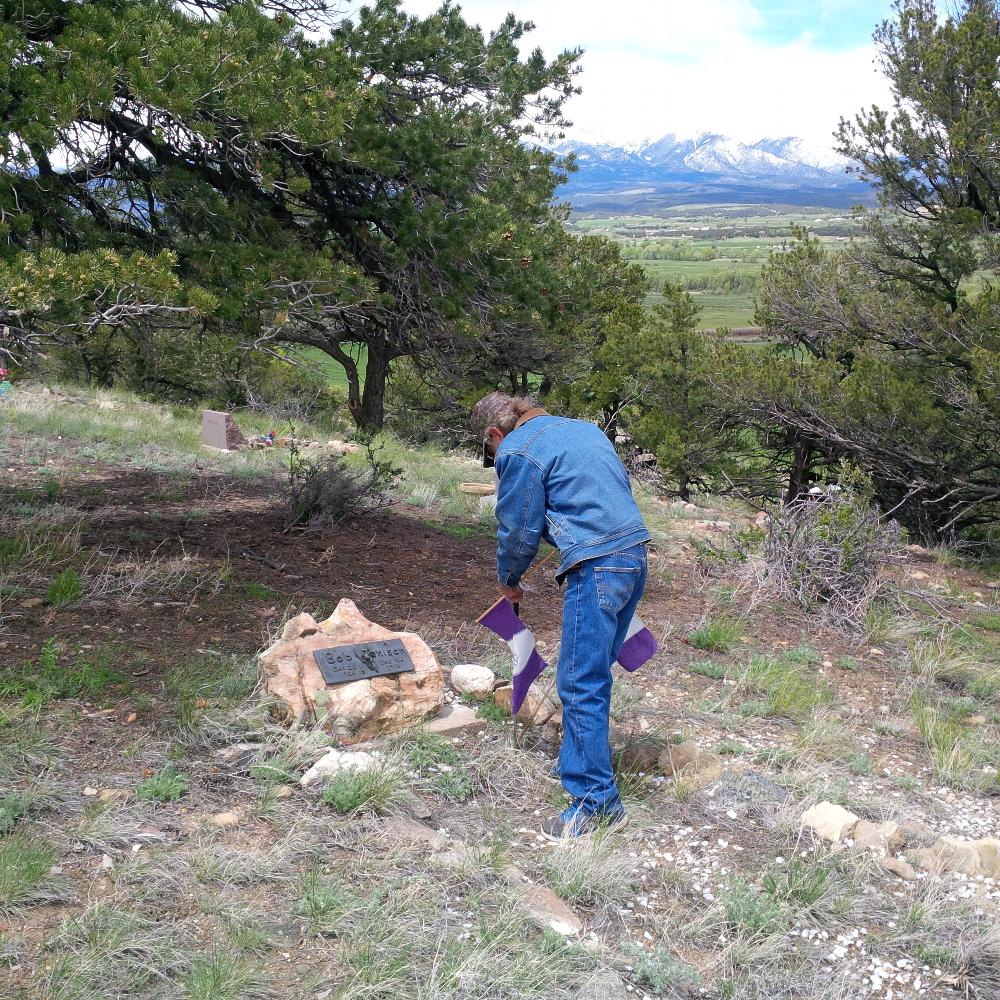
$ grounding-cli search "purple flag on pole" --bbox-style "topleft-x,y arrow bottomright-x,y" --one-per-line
478,598 -> 548,713
617,613 -> 657,672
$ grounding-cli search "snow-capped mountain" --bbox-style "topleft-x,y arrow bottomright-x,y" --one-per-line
549,133 -> 867,210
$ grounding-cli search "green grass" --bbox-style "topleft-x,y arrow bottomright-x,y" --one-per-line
38,566 -> 81,606
393,727 -> 459,771
180,950 -> 273,1000
295,869 -> 350,935
761,855 -> 832,908
972,612 -> 1000,633
910,693 -> 1000,792
241,580 -> 275,600
735,653 -> 832,720
322,764 -> 404,816
0,833 -> 61,916
136,765 -> 190,802
689,658 -> 727,679
687,616 -> 741,653
43,903 -> 185,996
0,639 -> 124,708
163,654 -> 258,728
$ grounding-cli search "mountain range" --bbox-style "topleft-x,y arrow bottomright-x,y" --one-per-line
551,133 -> 872,212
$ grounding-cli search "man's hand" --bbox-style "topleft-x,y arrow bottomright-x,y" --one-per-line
501,584 -> 524,603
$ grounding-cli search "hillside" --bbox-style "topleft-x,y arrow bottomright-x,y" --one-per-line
2,385 -> 999,1000
553,133 -> 872,213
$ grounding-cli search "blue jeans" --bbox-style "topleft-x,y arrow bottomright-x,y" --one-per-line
557,544 -> 648,816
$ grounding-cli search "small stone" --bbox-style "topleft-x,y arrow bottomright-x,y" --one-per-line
517,882 -> 583,936
300,748 -> 380,788
449,664 -> 496,699
20,597 -> 44,609
97,789 -> 130,805
801,802 -> 859,843
853,820 -> 903,855
209,811 -> 240,829
83,786 -> 99,797
882,857 -> 917,881
273,785 -> 294,799
382,817 -> 447,850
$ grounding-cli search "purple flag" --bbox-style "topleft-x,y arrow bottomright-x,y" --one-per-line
617,613 -> 657,672
478,598 -> 548,713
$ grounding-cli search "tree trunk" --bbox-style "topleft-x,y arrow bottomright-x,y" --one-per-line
351,340 -> 391,430
784,437 -> 813,505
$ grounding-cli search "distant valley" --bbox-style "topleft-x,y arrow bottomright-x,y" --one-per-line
552,133 -> 871,213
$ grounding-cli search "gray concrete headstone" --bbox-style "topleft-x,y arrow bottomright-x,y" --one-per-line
201,409 -> 246,451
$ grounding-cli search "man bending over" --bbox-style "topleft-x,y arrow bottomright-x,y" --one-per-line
471,392 -> 650,839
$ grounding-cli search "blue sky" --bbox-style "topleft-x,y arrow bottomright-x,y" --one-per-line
751,0 -> 896,48
400,1 -> 898,147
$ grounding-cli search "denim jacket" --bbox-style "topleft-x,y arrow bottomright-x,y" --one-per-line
494,415 -> 651,586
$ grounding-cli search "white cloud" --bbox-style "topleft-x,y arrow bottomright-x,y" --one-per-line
399,0 -> 892,148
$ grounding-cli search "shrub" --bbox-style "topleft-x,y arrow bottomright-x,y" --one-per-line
689,659 -> 726,679
284,438 -> 400,532
628,946 -> 702,994
432,766 -> 474,802
759,465 -> 903,633
720,875 -> 785,937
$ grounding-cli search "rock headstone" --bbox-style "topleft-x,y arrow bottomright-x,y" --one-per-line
260,600 -> 444,744
201,409 -> 246,451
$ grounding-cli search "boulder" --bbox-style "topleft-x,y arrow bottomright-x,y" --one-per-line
260,600 -> 443,744
300,748 -> 380,788
852,820 -> 903,855
911,836 -> 1000,877
450,664 -> 496,699
801,802 -> 859,843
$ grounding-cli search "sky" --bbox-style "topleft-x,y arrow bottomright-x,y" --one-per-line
399,0 -> 897,149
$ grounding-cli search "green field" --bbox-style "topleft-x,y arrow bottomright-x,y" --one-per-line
570,205 -> 859,330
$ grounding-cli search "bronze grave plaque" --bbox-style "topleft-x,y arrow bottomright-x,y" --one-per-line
313,639 -> 415,685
